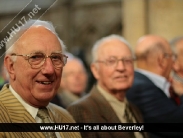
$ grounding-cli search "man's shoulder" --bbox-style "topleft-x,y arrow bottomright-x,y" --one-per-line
49,102 -> 68,113
134,71 -> 151,81
131,71 -> 156,88
48,103 -> 76,123
0,84 -> 22,123
68,87 -> 103,108
127,71 -> 163,98
0,84 -> 10,97
0,84 -> 15,104
68,92 -> 93,108
67,87 -> 106,116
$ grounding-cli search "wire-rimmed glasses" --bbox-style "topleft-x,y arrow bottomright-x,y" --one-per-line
164,53 -> 177,61
96,56 -> 135,67
11,52 -> 68,69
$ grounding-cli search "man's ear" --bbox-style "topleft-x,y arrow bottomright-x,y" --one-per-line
90,63 -> 99,80
158,53 -> 166,69
4,56 -> 16,80
173,60 -> 180,72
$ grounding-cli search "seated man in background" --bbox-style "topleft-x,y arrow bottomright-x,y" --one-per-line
56,54 -> 88,107
67,34 -> 148,138
0,19 -> 81,138
127,35 -> 183,138
0,64 -> 9,90
169,36 -> 183,104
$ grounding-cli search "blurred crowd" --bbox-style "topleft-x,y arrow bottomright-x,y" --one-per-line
0,19 -> 183,138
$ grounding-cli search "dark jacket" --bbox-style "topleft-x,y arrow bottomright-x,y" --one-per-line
68,85 -> 148,138
127,71 -> 183,138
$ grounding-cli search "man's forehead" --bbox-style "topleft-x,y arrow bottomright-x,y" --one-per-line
14,27 -> 61,53
99,39 -> 128,50
23,26 -> 55,37
176,39 -> 183,49
99,41 -> 130,53
18,26 -> 59,42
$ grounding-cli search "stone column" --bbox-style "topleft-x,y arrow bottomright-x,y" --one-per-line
122,0 -> 147,48
148,0 -> 183,40
122,0 -> 183,47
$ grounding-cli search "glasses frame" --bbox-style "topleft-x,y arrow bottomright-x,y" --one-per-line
95,57 -> 135,67
11,52 -> 68,69
163,53 -> 176,60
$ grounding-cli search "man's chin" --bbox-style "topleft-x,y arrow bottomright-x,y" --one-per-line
115,85 -> 131,91
36,92 -> 55,100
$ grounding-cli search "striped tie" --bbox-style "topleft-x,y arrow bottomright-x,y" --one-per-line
37,108 -> 57,138
124,106 -> 136,138
124,107 -> 134,123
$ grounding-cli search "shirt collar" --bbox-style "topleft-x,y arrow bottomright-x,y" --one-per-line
96,84 -> 135,124
9,85 -> 39,119
96,84 -> 127,111
136,69 -> 171,97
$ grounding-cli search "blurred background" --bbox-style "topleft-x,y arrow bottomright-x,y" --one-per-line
0,0 -> 183,91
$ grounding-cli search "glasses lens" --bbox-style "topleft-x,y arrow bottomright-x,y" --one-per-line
29,53 -> 45,67
51,53 -> 67,68
106,57 -> 134,67
106,58 -> 117,66
123,58 -> 134,66
164,53 -> 176,60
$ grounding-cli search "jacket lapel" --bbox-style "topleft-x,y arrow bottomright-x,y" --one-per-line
90,86 -> 133,138
0,84 -> 45,138
90,86 -> 121,123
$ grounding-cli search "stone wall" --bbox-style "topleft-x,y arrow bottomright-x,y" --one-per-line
1,0 -> 183,66
41,0 -> 122,64
122,0 -> 183,48
0,0 -> 122,66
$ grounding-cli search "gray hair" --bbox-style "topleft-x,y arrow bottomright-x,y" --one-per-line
169,36 -> 183,54
91,34 -> 134,63
65,52 -> 85,68
6,19 -> 66,56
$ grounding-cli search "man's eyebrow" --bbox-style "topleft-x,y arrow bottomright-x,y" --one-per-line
107,56 -> 134,59
52,51 -> 62,53
28,50 -> 63,54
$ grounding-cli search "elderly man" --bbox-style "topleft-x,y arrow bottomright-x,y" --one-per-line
67,34 -> 148,138
127,35 -> 183,138
170,36 -> 183,100
58,55 -> 88,107
0,20 -> 81,138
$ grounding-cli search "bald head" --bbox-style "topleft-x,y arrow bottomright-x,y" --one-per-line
61,57 -> 88,95
135,35 -> 173,79
135,35 -> 169,59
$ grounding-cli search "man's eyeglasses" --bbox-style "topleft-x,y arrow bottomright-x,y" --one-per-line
163,53 -> 177,60
11,52 -> 68,69
95,57 -> 135,67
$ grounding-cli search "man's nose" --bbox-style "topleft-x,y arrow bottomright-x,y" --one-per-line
41,58 -> 55,74
116,60 -> 126,71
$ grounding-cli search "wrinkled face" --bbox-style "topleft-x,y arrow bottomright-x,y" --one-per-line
173,39 -> 183,77
61,59 -> 87,95
91,39 -> 134,93
162,41 -> 174,79
7,26 -> 63,107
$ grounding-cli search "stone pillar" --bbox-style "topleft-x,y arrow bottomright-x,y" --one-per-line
122,0 -> 147,48
122,0 -> 183,47
148,0 -> 183,40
